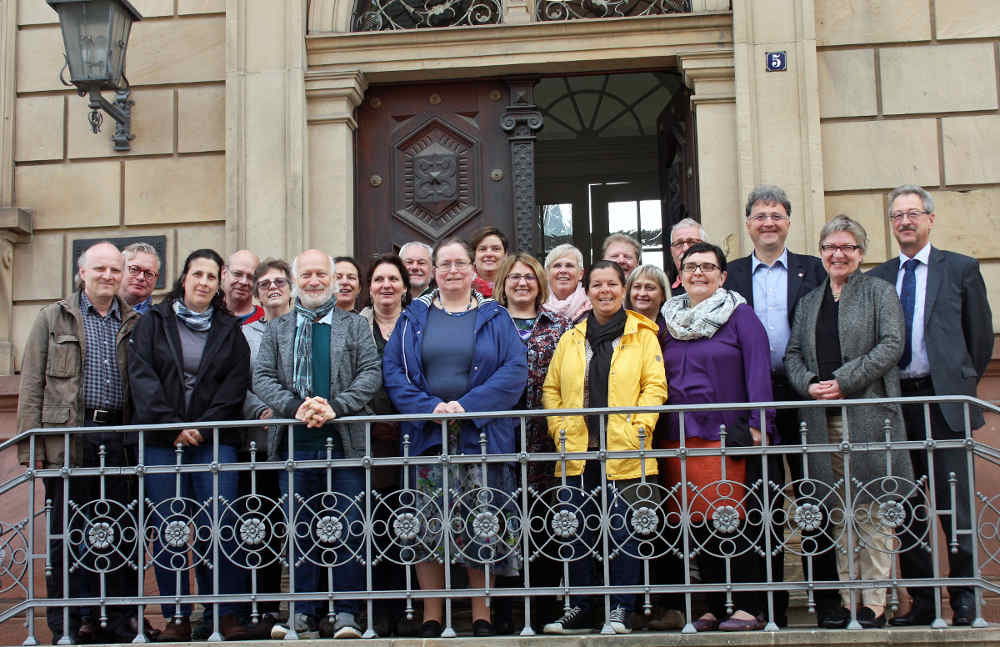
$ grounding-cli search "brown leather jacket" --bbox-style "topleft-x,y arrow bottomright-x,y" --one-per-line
17,291 -> 138,466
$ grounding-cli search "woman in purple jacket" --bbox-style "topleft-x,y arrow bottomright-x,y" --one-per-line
382,237 -> 528,638
657,242 -> 775,633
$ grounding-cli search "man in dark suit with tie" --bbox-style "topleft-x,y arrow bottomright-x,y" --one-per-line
869,184 -> 993,627
724,185 -> 846,628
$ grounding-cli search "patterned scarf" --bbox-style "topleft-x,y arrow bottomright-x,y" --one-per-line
662,288 -> 745,340
172,299 -> 213,332
292,295 -> 338,399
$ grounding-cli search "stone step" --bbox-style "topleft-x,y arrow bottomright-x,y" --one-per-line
88,626 -> 997,646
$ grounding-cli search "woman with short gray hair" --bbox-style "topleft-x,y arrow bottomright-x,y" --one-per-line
542,243 -> 592,322
784,215 -> 912,628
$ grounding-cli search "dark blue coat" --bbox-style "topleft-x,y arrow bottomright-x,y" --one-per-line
382,291 -> 528,457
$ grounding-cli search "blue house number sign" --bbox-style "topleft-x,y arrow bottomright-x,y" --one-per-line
766,51 -> 787,72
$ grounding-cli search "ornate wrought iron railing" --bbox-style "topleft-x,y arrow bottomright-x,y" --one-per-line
350,0 -> 692,31
0,395 -> 996,643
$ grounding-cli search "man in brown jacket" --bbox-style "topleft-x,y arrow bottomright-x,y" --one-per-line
17,241 -> 142,644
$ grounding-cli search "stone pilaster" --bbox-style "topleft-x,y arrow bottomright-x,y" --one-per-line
305,70 -> 367,255
0,208 -> 32,375
0,0 -> 16,206
678,50 -> 740,259
226,0 -> 309,259
732,0 -> 824,255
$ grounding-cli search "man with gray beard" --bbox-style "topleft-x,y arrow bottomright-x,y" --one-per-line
253,249 -> 381,639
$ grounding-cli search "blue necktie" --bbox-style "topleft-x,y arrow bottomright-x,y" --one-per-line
898,258 -> 918,369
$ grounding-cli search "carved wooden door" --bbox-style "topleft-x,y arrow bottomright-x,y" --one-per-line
356,81 -> 515,263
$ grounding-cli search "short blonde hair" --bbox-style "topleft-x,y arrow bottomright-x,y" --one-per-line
494,253 -> 548,310
624,264 -> 670,310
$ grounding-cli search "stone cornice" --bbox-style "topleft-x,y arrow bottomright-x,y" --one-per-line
678,49 -> 735,103
306,12 -> 733,81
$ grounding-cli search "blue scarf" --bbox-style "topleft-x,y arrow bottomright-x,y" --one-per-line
172,299 -> 213,332
292,296 -> 338,399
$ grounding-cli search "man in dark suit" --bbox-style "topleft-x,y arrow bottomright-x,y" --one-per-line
869,185 -> 993,627
724,184 -> 845,628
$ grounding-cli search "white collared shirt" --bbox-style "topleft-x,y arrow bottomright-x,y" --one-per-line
896,242 -> 931,378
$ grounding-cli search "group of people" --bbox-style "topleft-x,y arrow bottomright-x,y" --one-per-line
17,182 -> 992,643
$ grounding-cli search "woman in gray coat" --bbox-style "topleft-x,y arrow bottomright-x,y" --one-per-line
785,216 -> 913,628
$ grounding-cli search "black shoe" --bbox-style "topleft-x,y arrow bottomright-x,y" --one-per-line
191,612 -> 213,640
952,600 -> 975,627
889,602 -> 934,626
817,605 -> 851,629
857,607 -> 885,629
421,619 -> 442,638
75,618 -> 103,645
396,616 -> 421,637
473,619 -> 495,637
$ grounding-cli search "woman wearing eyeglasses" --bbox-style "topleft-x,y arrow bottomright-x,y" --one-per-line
784,216 -> 911,629
492,252 -> 570,632
382,237 -> 528,638
658,242 -> 774,632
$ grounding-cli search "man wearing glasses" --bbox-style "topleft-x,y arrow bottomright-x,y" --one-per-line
667,217 -> 707,296
870,185 -> 993,627
723,185 -> 844,628
118,242 -> 161,315
224,249 -> 265,324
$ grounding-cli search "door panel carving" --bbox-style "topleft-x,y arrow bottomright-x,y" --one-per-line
357,82 -> 513,262
394,117 -> 481,239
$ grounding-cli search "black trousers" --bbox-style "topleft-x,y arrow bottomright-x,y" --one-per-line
897,380 -> 973,607
45,430 -> 138,637
235,456 -> 283,617
747,386 -> 842,624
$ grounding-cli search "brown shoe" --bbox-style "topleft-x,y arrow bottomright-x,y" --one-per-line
156,617 -> 191,643
219,613 -> 250,641
648,608 -> 685,630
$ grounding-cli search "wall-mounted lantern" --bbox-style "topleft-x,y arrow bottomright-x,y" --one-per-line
47,0 -> 143,151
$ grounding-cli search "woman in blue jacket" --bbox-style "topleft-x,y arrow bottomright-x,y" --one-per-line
382,237 -> 528,638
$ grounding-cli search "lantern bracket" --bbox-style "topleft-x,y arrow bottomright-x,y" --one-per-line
86,87 -> 134,151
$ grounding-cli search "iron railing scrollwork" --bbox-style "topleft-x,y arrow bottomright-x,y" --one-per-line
0,395 -> 995,643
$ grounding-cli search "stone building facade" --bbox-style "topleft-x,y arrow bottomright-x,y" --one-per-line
0,1 -> 999,637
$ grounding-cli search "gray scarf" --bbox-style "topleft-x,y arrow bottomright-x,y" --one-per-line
172,299 -> 213,332
662,288 -> 745,340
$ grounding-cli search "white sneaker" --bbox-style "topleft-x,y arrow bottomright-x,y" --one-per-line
543,606 -> 591,634
332,612 -> 362,639
608,606 -> 632,634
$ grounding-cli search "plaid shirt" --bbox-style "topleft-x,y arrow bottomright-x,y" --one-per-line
80,291 -> 125,411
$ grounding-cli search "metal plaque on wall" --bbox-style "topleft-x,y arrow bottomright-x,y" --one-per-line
71,236 -> 168,290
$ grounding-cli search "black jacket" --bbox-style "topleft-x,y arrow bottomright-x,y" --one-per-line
868,247 -> 994,432
128,300 -> 251,446
723,249 -> 827,324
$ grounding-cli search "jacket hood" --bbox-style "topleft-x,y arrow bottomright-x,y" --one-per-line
402,288 -> 504,331
568,308 -> 657,338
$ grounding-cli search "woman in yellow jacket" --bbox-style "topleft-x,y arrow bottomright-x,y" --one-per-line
540,260 -> 668,635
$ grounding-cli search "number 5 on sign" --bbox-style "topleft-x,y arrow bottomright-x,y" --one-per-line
766,51 -> 787,72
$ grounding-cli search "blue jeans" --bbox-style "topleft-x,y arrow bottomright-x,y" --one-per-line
279,437 -> 364,618
144,443 -> 240,618
557,461 -> 640,613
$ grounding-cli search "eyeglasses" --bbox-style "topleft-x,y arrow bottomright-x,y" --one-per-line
505,273 -> 537,283
227,269 -> 254,283
436,260 -> 471,271
126,265 -> 157,281
682,262 -> 720,274
889,209 -> 928,222
748,213 -> 789,223
257,277 -> 289,290
819,244 -> 862,254
670,237 -> 702,249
